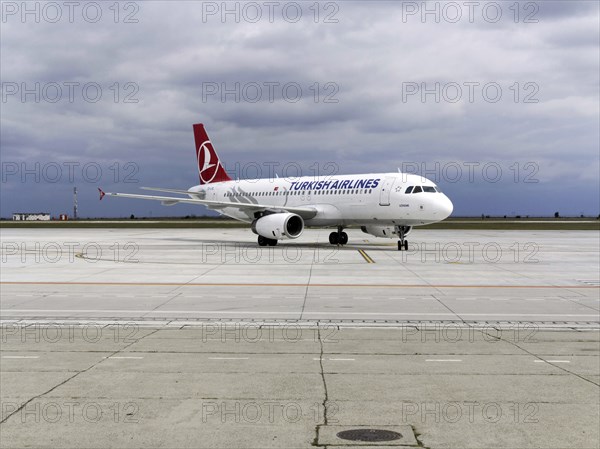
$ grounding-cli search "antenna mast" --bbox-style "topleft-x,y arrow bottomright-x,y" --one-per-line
73,187 -> 78,220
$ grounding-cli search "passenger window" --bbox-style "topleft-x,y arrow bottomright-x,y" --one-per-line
413,186 -> 423,193
405,186 -> 414,194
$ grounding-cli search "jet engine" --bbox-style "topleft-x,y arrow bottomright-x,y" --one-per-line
360,225 -> 412,239
251,213 -> 304,240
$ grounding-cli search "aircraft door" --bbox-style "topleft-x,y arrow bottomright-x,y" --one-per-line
379,176 -> 395,206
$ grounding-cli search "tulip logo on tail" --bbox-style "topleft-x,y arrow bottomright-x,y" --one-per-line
197,140 -> 220,184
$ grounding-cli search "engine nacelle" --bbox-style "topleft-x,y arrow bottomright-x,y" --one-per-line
360,225 -> 412,239
251,213 -> 304,240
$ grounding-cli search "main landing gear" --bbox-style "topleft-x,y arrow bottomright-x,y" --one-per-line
396,226 -> 409,251
257,235 -> 277,247
329,226 -> 348,245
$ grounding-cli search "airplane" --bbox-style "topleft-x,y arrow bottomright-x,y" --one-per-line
99,123 -> 453,251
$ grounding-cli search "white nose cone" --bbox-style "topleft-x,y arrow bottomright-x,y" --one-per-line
440,195 -> 453,219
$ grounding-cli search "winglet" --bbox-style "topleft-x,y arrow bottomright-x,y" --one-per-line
98,188 -> 106,200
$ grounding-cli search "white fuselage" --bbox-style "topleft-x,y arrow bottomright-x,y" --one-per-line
187,173 -> 453,227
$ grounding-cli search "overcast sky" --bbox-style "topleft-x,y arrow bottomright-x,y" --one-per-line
1,1 -> 598,218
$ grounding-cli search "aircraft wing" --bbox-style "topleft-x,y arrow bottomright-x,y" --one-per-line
98,188 -> 318,219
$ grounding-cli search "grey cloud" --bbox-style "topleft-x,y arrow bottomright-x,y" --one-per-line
1,1 -> 598,218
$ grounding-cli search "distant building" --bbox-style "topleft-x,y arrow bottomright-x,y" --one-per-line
12,213 -> 51,221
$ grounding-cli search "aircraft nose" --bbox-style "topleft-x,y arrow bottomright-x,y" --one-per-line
439,194 -> 453,219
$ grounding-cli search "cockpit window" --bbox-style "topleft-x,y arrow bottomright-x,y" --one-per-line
413,186 -> 423,193
405,186 -> 414,194
423,186 -> 436,193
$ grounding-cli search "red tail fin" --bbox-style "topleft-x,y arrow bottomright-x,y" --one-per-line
193,123 -> 232,184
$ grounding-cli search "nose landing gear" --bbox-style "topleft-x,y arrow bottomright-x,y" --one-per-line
396,226 -> 409,251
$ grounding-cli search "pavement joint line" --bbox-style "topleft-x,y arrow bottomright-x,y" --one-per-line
143,291 -> 184,319
431,293 -> 466,324
534,360 -> 571,363
0,327 -> 162,425
480,327 -> 600,387
298,246 -> 316,321
314,325 -> 330,442
1,356 -> 39,359
104,356 -> 144,359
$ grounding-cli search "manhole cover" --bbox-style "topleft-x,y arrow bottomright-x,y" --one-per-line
336,428 -> 402,442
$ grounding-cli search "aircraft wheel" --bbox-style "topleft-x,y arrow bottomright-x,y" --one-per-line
397,241 -> 403,251
404,240 -> 408,250
267,238 -> 278,246
339,232 -> 348,245
329,232 -> 339,245
258,236 -> 268,247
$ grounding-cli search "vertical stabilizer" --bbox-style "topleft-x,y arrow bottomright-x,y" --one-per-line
193,123 -> 232,184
